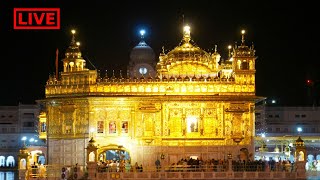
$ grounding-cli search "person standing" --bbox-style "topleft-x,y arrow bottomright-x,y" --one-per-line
155,159 -> 161,172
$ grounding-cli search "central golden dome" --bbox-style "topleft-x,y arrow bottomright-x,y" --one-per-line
156,25 -> 216,77
165,25 -> 210,63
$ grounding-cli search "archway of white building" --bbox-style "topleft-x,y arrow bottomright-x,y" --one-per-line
0,156 -> 5,167
6,156 -> 15,167
97,144 -> 131,163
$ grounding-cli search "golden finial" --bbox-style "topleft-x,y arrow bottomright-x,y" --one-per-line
71,29 -> 76,44
241,29 -> 246,45
228,45 -> 232,58
162,46 -> 165,54
214,45 -> 218,53
183,25 -> 191,43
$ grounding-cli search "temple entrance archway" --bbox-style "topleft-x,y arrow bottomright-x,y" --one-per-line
97,145 -> 131,163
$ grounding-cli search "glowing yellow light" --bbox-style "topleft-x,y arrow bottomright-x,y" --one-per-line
228,45 -> 232,49
183,25 -> 190,34
241,30 -> 245,34
71,29 -> 76,34
76,42 -> 80,46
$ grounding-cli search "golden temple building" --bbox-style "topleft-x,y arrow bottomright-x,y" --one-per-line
42,25 -> 262,167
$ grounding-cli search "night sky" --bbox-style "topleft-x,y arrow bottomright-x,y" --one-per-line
0,1 -> 318,106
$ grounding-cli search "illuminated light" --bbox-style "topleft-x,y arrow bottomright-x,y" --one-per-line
228,45 -> 232,50
76,42 -> 80,46
21,136 -> 27,141
139,29 -> 146,36
90,128 -> 95,133
241,30 -> 246,34
71,29 -> 76,34
297,127 -> 302,132
184,25 -> 190,34
271,100 -> 276,104
29,138 -> 35,142
261,133 -> 266,138
35,140 -> 38,142
267,139 -> 269,142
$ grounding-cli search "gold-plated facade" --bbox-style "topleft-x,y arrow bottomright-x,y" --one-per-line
43,26 -> 261,167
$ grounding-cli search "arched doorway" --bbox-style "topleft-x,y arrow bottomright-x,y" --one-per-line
20,159 -> 26,169
6,156 -> 15,167
98,145 -> 131,163
37,154 -> 45,165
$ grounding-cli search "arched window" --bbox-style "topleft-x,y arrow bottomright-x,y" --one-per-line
20,159 -> 26,169
0,156 -> 5,167
241,61 -> 249,70
6,156 -> 15,167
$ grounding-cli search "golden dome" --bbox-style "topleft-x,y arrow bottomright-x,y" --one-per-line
156,25 -> 217,77
65,29 -> 82,59
164,25 -> 210,64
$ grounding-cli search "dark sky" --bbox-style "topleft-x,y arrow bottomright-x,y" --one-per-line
0,1 -> 318,106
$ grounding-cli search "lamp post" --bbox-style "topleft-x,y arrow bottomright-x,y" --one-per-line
297,127 -> 302,135
21,136 -> 27,147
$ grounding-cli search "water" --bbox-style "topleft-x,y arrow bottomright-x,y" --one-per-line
0,171 -> 16,180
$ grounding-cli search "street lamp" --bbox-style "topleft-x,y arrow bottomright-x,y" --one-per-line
21,136 -> 27,147
297,127 -> 302,134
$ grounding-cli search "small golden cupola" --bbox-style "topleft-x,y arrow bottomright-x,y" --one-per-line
62,29 -> 87,72
157,25 -> 217,78
232,30 -> 256,71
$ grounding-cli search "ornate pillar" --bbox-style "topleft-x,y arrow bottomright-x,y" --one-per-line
86,138 -> 98,180
18,146 -> 29,180
86,138 -> 98,162
294,136 -> 306,178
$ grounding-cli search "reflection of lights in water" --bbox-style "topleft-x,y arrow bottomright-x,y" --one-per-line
186,116 -> 198,132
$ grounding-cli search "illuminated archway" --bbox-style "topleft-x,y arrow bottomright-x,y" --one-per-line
20,159 -> 26,169
298,151 -> 305,161
186,116 -> 198,133
97,145 -> 131,162
38,155 -> 45,165
29,150 -> 44,165
6,156 -> 15,167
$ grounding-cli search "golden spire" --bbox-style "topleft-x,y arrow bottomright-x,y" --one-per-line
182,25 -> 191,43
241,29 -> 246,45
228,45 -> 232,58
71,29 -> 76,45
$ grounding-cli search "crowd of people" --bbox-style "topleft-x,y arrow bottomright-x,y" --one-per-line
96,157 -> 295,173
97,160 -> 143,172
